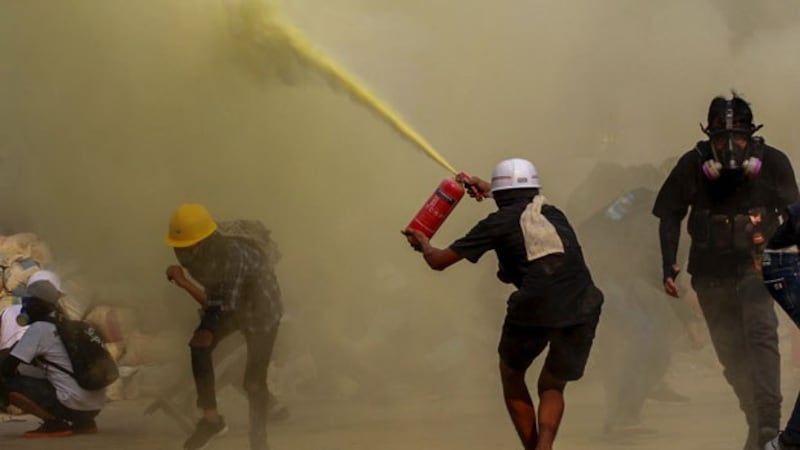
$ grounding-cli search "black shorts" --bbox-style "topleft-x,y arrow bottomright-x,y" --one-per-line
498,314 -> 599,381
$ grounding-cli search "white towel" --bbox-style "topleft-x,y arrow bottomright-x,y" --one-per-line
520,195 -> 565,261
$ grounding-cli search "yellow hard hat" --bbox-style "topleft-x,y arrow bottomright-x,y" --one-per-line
165,203 -> 218,248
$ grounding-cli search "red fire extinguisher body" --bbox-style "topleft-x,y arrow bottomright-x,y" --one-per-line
406,178 -> 465,238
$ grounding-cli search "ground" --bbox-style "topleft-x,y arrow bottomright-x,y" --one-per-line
2,356 -> 793,450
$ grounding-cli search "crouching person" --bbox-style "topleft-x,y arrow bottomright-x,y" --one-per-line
0,274 -> 106,437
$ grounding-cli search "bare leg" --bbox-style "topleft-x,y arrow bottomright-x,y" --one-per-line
499,359 -> 537,449
8,392 -> 55,420
535,368 -> 567,450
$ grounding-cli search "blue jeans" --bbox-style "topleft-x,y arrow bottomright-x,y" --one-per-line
763,251 -> 800,444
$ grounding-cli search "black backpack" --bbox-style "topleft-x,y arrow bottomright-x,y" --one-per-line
42,319 -> 120,391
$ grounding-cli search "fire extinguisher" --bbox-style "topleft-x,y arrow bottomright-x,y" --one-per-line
406,178 -> 466,238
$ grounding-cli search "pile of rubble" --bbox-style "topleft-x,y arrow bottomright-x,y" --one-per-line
0,232 -> 182,404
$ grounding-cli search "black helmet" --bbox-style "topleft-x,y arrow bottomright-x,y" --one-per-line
699,92 -> 765,176
702,93 -> 761,137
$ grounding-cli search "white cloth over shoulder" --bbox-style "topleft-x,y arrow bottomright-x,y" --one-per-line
520,195 -> 565,261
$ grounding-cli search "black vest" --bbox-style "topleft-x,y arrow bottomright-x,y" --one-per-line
688,139 -> 778,254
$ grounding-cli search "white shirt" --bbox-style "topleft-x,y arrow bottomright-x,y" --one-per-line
0,304 -> 27,350
11,321 -> 107,411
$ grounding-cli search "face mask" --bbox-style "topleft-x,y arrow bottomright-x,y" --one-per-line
16,297 -> 33,326
711,133 -> 748,170
701,101 -> 763,180
15,297 -> 56,326
175,246 -> 199,267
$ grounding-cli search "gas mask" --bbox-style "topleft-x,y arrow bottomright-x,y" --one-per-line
16,295 -> 58,326
701,101 -> 763,180
16,297 -> 34,326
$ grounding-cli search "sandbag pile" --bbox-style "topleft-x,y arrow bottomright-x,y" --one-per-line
0,233 -> 53,310
0,232 -> 90,319
0,233 -> 188,402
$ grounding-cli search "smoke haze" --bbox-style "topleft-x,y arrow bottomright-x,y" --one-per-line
2,0 -> 800,446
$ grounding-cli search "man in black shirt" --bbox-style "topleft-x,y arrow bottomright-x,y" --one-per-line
653,93 -> 799,450
404,158 -> 603,450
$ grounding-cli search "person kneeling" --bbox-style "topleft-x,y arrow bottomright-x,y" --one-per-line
0,276 -> 106,437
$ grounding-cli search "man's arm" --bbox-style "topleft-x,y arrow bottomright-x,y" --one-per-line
4,324 -> 46,379
659,216 -> 683,297
773,150 -> 800,207
659,216 -> 682,275
457,174 -> 492,200
653,155 -> 693,298
166,265 -> 208,309
404,229 -> 464,271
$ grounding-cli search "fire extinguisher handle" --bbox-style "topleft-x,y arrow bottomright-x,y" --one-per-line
456,172 -> 487,202
469,186 -> 486,202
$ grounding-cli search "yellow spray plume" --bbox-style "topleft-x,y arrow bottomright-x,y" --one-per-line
233,0 -> 459,175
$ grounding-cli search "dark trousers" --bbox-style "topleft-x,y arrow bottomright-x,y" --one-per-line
763,251 -> 800,444
0,348 -> 9,368
3,375 -> 99,425
692,269 -> 781,449
191,312 -> 278,450
0,349 -> 9,407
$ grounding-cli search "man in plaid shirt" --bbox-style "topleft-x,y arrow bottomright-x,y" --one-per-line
164,204 -> 283,450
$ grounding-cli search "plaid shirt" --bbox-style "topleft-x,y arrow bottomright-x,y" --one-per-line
177,233 -> 283,333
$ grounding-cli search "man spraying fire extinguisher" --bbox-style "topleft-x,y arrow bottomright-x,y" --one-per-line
403,158 -> 604,450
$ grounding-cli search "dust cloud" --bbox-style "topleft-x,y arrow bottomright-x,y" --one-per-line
1,0 -> 800,445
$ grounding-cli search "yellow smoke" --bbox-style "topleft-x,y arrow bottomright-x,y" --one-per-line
234,0 -> 459,175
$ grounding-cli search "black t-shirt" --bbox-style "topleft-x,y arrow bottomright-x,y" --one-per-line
450,198 -> 602,327
653,141 -> 799,276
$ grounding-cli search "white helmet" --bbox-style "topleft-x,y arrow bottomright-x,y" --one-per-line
490,158 -> 541,192
27,270 -> 63,293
